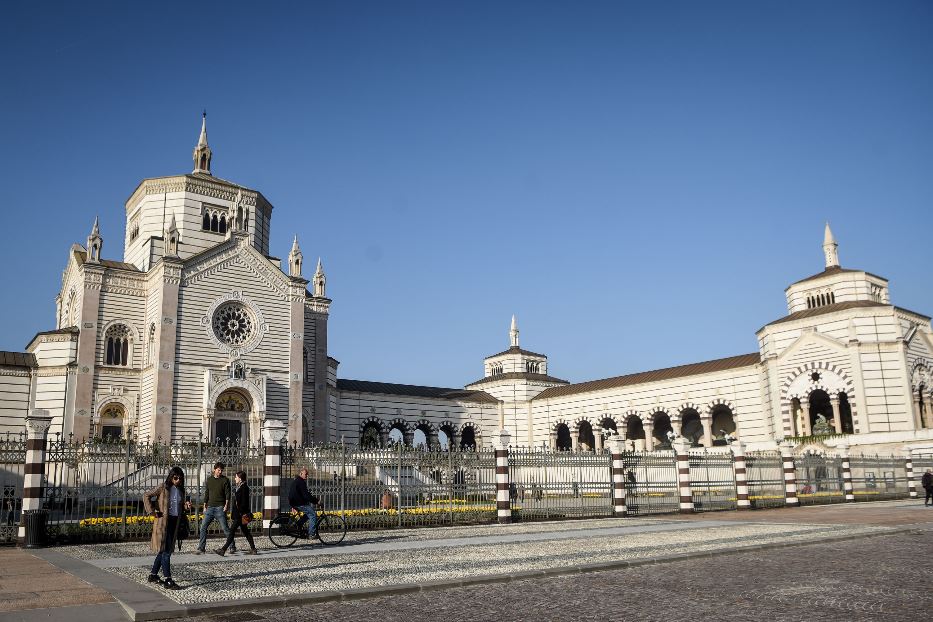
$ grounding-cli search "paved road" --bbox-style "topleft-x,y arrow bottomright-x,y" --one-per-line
178,526 -> 933,622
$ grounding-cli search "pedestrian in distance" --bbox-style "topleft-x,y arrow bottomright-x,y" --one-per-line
214,470 -> 257,556
197,461 -> 234,554
143,466 -> 191,590
922,468 -> 933,506
288,467 -> 320,539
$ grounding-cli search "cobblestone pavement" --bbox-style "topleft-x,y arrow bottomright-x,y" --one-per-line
178,527 -> 933,622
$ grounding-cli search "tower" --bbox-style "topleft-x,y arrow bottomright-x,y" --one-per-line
823,222 -> 839,269
288,236 -> 303,277
313,258 -> 326,297
86,217 -> 102,263
192,111 -> 212,175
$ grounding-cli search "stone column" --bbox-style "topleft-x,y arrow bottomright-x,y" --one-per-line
799,397 -> 811,436
570,427 -> 579,452
643,420 -> 654,451
493,429 -> 512,524
595,430 -> 604,452
262,420 -> 288,530
609,436 -> 627,517
904,449 -> 917,499
779,440 -> 799,507
837,442 -> 855,502
732,440 -> 750,510
19,411 -> 52,544
287,280 -> 307,445
673,437 -> 693,514
402,429 -> 414,447
71,267 -> 103,440
701,416 -> 713,448
912,395 -> 924,430
151,260 -> 182,442
830,395 -> 843,434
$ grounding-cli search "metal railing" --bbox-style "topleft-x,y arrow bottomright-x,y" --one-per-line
745,451 -> 785,509
689,449 -> 736,512
509,447 -> 613,521
794,453 -> 845,505
849,455 -> 908,501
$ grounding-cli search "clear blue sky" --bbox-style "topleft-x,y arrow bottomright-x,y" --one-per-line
1,1 -> 931,388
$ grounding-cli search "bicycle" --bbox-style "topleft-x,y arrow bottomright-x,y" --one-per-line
267,506 -> 347,547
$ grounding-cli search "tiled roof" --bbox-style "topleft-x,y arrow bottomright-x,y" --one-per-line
465,372 -> 569,388
75,249 -> 140,272
786,265 -> 886,289
761,300 -> 889,329
336,379 -> 499,404
485,346 -> 548,359
0,351 -> 37,367
533,353 -> 761,400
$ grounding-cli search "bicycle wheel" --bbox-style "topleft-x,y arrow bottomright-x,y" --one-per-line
315,512 -> 347,545
268,514 -> 298,548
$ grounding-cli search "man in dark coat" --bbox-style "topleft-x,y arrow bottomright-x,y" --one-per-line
922,468 -> 933,506
288,468 -> 320,538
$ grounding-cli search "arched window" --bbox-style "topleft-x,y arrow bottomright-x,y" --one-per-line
104,324 -> 131,366
219,215 -> 227,234
211,213 -> 219,232
243,209 -> 249,231
146,323 -> 155,366
99,403 -> 126,440
203,211 -> 211,230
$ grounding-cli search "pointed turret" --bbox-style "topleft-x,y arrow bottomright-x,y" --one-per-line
164,214 -> 179,257
823,222 -> 839,268
86,217 -> 102,263
509,315 -> 520,347
312,257 -> 326,297
192,111 -> 212,175
288,236 -> 303,277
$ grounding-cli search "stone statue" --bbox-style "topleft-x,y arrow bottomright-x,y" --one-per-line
813,413 -> 832,435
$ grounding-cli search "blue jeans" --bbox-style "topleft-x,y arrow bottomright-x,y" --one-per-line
151,515 -> 177,578
198,506 -> 232,551
295,504 -> 317,537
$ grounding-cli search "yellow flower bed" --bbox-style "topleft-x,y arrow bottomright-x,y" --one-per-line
78,511 -> 263,528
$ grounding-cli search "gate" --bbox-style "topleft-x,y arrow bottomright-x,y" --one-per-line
624,450 -> 679,515
745,451 -> 785,509
794,453 -> 845,505
509,448 -> 612,521
0,433 -> 25,544
689,450 -> 736,512
849,455 -> 909,501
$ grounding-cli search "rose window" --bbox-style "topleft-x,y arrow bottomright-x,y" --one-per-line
212,303 -> 254,346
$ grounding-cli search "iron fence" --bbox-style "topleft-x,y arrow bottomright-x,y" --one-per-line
849,455 -> 909,501
624,450 -> 679,515
745,451 -> 785,509
689,450 -> 736,512
509,447 -> 613,521
0,433 -> 25,544
794,453 -> 845,505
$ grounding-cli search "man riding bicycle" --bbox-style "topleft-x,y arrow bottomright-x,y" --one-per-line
287,468 -> 319,539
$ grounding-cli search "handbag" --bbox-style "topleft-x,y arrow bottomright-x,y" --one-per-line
241,512 -> 252,525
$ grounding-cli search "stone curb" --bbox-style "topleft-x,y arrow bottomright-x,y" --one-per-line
119,525 -> 914,621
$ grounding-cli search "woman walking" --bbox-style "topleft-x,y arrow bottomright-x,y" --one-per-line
214,470 -> 257,555
143,466 -> 191,589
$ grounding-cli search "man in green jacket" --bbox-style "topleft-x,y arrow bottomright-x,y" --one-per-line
196,462 -> 234,554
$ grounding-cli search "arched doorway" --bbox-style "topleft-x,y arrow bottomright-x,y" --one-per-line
214,390 -> 249,444
387,427 -> 404,445
681,409 -> 702,446
439,423 -> 456,450
652,412 -> 674,448
711,404 -> 736,445
360,421 -> 382,449
459,425 -> 476,450
577,420 -> 595,451
98,403 -> 126,440
600,417 -> 617,436
625,416 -> 645,449
555,423 -> 572,451
807,390 -> 833,435
412,429 -> 428,449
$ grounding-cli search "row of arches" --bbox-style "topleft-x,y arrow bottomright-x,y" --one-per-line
788,389 -> 854,436
359,419 -> 480,450
551,404 -> 737,451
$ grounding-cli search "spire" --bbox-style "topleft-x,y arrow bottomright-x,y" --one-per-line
164,214 -> 179,257
312,257 -> 326,297
192,111 -> 213,175
288,236 -> 303,277
509,314 -> 520,348
86,216 -> 102,263
823,221 -> 839,268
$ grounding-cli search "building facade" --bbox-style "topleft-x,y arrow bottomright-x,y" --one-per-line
2,119 -> 932,454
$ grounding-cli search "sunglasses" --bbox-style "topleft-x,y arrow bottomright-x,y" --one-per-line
172,475 -> 181,480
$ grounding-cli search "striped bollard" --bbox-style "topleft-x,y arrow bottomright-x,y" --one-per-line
837,442 -> 855,502
904,449 -> 917,499
494,429 -> 512,524
608,435 -> 627,516
779,440 -> 799,507
20,411 -> 52,544
262,420 -> 288,530
731,441 -> 750,510
672,437 -> 693,514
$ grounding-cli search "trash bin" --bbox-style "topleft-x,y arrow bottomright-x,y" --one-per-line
23,509 -> 48,548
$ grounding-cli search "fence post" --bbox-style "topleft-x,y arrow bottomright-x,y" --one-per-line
494,429 -> 512,524
779,440 -> 799,507
20,410 -> 52,545
121,432 -> 131,539
837,442 -> 855,502
731,440 -> 750,510
608,435 -> 627,517
903,448 -> 917,499
261,420 -> 288,530
672,437 -> 693,514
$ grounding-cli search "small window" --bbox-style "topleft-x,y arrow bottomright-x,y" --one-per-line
105,324 -> 131,366
211,213 -> 219,232
203,211 -> 211,230
219,215 -> 227,234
